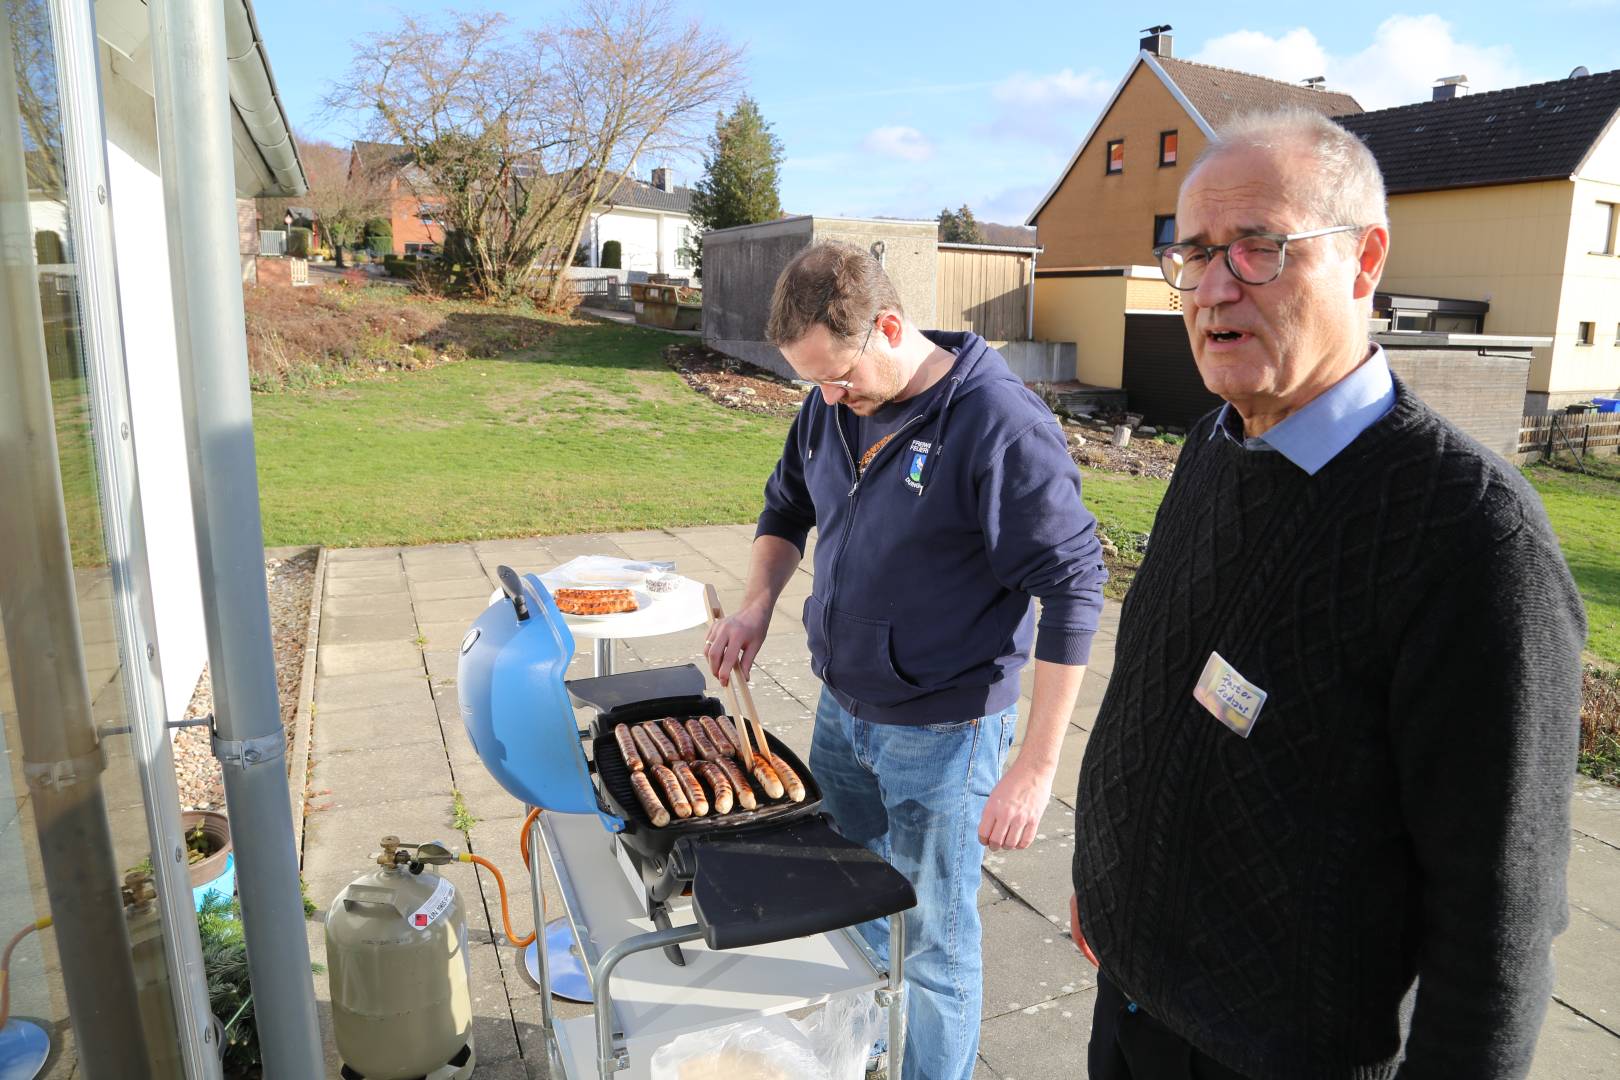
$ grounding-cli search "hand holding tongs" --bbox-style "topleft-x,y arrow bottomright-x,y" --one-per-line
702,585 -> 796,800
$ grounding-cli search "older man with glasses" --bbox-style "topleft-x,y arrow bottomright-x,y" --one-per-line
1071,108 -> 1586,1080
706,240 -> 1107,1080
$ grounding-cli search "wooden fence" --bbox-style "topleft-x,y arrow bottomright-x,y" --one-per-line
935,245 -> 1033,341
1518,413 -> 1620,458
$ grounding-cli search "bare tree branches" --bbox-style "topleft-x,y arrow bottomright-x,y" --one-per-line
297,137 -> 390,267
325,1 -> 740,303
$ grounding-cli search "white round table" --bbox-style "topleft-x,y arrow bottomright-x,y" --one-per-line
489,573 -> 708,676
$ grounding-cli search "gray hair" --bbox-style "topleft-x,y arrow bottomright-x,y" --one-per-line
1190,109 -> 1388,237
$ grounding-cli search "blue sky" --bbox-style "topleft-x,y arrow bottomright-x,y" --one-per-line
259,0 -> 1620,228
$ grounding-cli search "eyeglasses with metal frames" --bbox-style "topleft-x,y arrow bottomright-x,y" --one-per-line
812,318 -> 879,390
1153,225 -> 1364,290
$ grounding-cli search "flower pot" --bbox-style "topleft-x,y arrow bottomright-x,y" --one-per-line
182,810 -> 235,910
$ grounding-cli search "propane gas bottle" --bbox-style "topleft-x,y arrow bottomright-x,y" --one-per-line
326,842 -> 474,1080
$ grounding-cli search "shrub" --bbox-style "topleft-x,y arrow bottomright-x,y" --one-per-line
286,227 -> 312,258
600,240 -> 621,269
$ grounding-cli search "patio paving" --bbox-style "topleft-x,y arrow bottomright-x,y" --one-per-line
300,526 -> 1620,1079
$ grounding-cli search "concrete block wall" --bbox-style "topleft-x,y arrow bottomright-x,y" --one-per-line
702,216 -> 937,381
1379,343 -> 1532,458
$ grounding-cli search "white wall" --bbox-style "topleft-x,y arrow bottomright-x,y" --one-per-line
100,49 -> 208,726
590,207 -> 696,277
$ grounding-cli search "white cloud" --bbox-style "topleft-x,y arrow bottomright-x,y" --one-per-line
1192,16 -> 1534,112
861,126 -> 934,162
992,67 -> 1116,110
983,67 -> 1116,145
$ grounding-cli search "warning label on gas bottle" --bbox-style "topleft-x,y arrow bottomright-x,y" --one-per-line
407,877 -> 455,929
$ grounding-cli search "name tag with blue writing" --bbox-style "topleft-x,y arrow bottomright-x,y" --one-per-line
1192,651 -> 1267,738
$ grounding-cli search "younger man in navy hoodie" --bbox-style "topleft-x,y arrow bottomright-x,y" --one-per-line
706,241 -> 1106,1080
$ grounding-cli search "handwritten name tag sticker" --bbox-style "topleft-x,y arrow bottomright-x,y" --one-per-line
1192,651 -> 1268,738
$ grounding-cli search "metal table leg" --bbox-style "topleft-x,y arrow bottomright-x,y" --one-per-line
592,924 -> 707,1078
886,912 -> 907,1080
593,638 -> 614,677
528,812 -> 567,1079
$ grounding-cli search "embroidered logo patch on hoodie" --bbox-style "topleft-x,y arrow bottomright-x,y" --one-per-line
905,439 -> 931,491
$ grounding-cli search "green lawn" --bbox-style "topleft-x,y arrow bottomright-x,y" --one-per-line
1080,469 -> 1168,538
252,319 -> 792,547
1524,462 -> 1620,666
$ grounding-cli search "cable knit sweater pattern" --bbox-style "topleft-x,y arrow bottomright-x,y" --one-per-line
1073,382 -> 1585,1080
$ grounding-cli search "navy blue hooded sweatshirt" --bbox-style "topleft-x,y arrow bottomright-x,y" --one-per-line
757,331 -> 1106,725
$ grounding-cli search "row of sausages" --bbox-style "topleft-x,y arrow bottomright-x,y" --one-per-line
612,715 -> 806,827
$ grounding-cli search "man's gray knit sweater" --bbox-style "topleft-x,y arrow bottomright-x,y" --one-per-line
1073,382 -> 1586,1079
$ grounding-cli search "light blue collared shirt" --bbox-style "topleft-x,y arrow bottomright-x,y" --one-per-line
1209,345 -> 1396,475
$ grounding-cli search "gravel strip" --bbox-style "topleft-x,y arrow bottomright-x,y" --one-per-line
172,548 -> 318,810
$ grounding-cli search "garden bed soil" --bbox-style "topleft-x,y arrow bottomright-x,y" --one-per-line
665,342 -> 809,416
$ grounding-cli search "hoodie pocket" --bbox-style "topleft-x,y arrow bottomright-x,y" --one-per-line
803,595 -> 926,708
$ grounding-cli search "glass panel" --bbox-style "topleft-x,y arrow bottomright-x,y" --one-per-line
1107,140 -> 1123,173
1160,130 -> 1177,165
2,1 -> 189,1074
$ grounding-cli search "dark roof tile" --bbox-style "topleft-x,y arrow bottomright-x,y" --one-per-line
1335,69 -> 1620,193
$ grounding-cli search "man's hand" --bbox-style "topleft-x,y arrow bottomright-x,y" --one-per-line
978,756 -> 1055,851
705,602 -> 772,687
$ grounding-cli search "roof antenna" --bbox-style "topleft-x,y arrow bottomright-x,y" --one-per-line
1569,65 -> 1591,78
1300,76 -> 1326,89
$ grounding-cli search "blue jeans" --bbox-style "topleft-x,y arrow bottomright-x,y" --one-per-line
810,686 -> 1018,1080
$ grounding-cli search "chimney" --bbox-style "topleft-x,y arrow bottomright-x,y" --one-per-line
1139,24 -> 1172,58
651,166 -> 674,192
1432,75 -> 1470,101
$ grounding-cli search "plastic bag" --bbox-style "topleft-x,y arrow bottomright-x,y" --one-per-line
649,1014 -> 830,1080
796,990 -> 886,1079
649,992 -> 886,1080
540,555 -> 661,589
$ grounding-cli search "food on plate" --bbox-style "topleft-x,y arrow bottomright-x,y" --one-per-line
698,715 -> 737,759
641,721 -> 680,763
552,587 -> 638,615
629,770 -> 670,827
629,724 -> 665,769
614,724 -> 644,772
768,753 -> 806,803
695,761 -> 734,815
660,717 -> 696,761
650,764 -> 691,819
671,761 -> 709,817
715,755 -> 758,811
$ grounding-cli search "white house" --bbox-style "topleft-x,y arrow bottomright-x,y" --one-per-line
584,166 -> 697,277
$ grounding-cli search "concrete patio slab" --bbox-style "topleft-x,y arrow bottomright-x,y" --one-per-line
318,639 -> 424,677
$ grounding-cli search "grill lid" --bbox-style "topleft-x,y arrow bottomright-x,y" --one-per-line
456,568 -> 624,833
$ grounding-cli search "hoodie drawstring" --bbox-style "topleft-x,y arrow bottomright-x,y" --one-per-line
918,375 -> 963,497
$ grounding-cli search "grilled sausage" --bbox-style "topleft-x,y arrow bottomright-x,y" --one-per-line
751,757 -> 786,800
628,770 -> 670,827
660,717 -> 696,761
712,715 -> 742,757
671,761 -> 709,817
699,715 -> 737,758
695,761 -> 734,815
641,722 -> 680,764
685,718 -> 722,761
715,755 -> 757,811
613,724 -> 644,771
768,753 -> 806,803
629,724 -> 664,769
650,764 -> 691,819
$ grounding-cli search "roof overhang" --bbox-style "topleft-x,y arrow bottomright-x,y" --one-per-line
94,0 -> 305,197
1025,51 -> 1216,227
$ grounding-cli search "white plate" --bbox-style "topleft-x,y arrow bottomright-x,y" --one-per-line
555,587 -> 653,620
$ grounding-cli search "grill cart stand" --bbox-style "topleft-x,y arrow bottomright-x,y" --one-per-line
528,809 -> 909,1079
